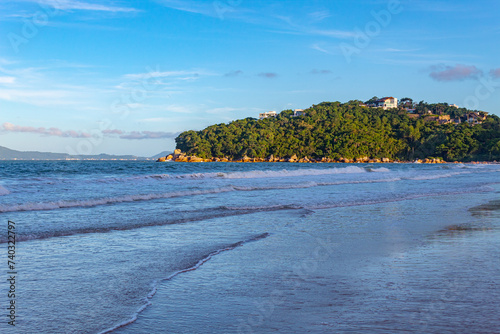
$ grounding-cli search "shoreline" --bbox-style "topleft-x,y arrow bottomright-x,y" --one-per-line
157,150 -> 498,164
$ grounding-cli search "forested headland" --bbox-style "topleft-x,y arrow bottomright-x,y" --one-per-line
173,100 -> 500,162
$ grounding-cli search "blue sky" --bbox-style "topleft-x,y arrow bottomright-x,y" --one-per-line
1,0 -> 499,156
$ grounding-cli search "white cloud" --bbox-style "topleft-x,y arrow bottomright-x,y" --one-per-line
2,122 -> 178,140
0,58 -> 15,65
0,76 -> 16,84
23,0 -> 138,12
308,10 -> 331,22
2,122 -> 92,138
154,0 -> 221,17
119,131 -> 178,140
309,29 -> 358,39
428,64 -> 483,82
380,48 -> 422,53
124,69 -> 216,80
155,1 -> 355,40
205,107 -> 263,115
140,117 -> 172,122
310,43 -> 338,55
163,104 -> 194,114
0,89 -> 68,102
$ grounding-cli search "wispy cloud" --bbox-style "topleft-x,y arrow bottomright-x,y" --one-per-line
490,68 -> 500,79
138,118 -> 172,123
404,1 -> 475,13
155,1 -> 355,40
307,10 -> 331,22
258,72 -> 278,79
0,76 -> 16,84
0,58 -> 16,65
379,48 -> 422,53
2,122 -> 178,140
162,104 -> 194,114
124,69 -> 215,81
310,43 -> 332,54
310,69 -> 332,75
154,0 -> 219,17
102,129 -> 123,135
0,89 -> 74,105
308,29 -> 358,39
224,70 -> 243,77
428,64 -> 483,82
119,131 -> 178,140
205,106 -> 263,114
20,0 -> 138,12
2,122 -> 92,138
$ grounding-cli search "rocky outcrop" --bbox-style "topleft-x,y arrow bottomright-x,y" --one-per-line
156,149 -> 209,163
157,150 -> 442,164
188,156 -> 204,162
423,158 -> 445,163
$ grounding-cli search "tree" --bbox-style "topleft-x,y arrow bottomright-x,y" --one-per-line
399,97 -> 413,108
365,96 -> 379,104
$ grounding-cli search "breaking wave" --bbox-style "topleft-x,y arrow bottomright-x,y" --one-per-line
0,187 -> 236,213
0,170 -> 478,214
87,166 -> 390,183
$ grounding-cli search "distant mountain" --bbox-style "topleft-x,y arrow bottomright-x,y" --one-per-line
0,146 -> 151,160
150,151 -> 172,159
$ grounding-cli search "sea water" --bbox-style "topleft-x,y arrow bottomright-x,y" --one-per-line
0,161 -> 499,333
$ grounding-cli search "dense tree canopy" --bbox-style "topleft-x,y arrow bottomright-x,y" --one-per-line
175,101 -> 500,162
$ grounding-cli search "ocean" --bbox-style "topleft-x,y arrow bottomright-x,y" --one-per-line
0,161 -> 499,333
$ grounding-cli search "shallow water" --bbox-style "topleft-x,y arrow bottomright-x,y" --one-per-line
0,162 -> 499,333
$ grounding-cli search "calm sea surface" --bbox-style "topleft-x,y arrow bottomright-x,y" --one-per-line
0,161 -> 499,333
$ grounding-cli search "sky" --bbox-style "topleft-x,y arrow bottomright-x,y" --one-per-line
0,0 -> 499,157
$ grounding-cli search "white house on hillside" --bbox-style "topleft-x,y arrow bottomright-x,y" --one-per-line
292,109 -> 306,117
371,97 -> 398,110
259,111 -> 277,119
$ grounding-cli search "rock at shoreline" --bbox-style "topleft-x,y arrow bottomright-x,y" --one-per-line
188,156 -> 204,162
157,149 -> 451,164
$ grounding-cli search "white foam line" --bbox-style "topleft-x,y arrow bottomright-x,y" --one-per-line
0,177 -> 404,213
0,186 -> 236,213
98,233 -> 269,334
69,166 -> 385,184
0,171 -> 475,213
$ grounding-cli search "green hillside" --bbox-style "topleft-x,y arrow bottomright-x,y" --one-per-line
175,100 -> 500,162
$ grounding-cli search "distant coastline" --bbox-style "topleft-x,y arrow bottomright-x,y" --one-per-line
0,145 -> 152,161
